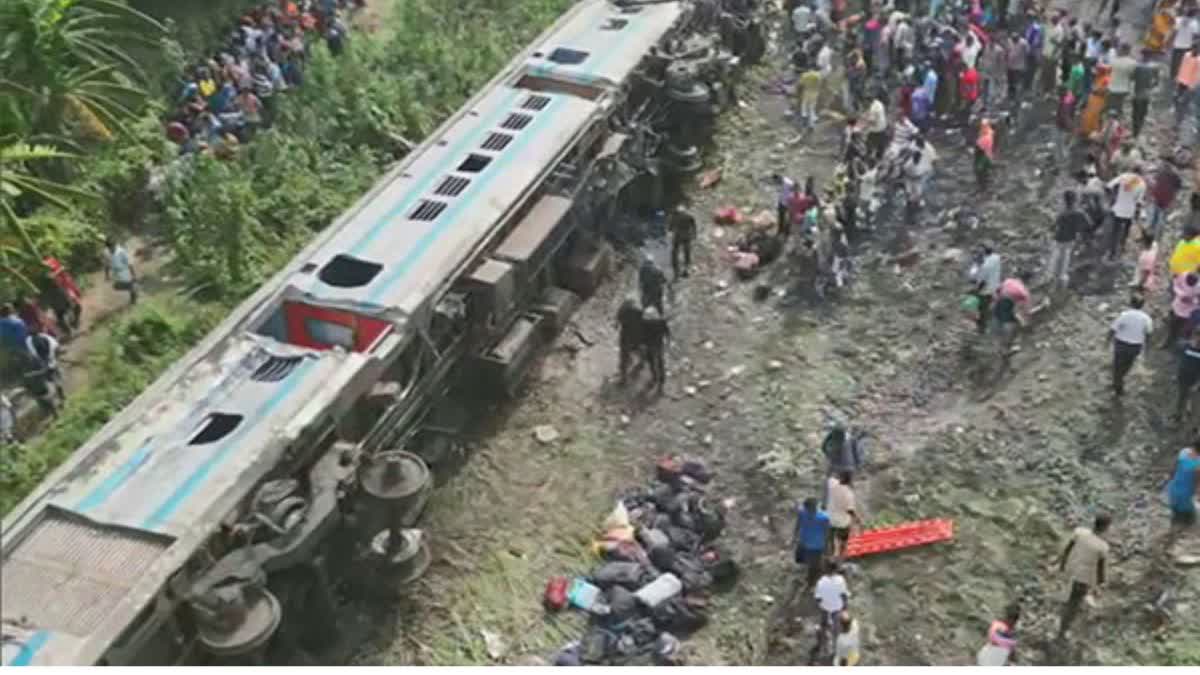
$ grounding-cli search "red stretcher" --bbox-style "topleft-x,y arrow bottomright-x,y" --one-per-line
844,519 -> 955,559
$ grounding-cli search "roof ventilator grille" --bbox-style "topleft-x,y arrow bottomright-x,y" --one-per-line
435,176 -> 470,197
502,113 -> 532,131
522,95 -> 551,111
481,132 -> 513,151
411,199 -> 447,221
252,355 -> 304,382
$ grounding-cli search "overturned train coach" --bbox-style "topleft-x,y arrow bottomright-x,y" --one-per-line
0,0 -> 762,666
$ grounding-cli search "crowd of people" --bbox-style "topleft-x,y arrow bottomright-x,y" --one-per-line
599,0 -> 1200,665
2,1 -> 369,438
164,0 -> 362,157
771,0 -> 1200,664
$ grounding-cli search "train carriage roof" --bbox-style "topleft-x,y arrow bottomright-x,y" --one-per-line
527,0 -> 685,89
2,338 -> 360,665
284,86 -> 599,319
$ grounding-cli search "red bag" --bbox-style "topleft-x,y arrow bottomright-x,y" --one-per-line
544,575 -> 569,611
713,207 -> 742,225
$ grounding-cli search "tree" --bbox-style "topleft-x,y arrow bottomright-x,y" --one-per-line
0,0 -> 167,143
1,141 -> 98,290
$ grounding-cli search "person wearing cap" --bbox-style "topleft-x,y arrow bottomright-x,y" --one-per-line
640,306 -> 670,393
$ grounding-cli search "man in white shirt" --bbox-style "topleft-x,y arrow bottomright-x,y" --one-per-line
973,243 -> 1003,333
792,3 -> 812,36
1171,8 -> 1200,80
1106,171 -> 1146,259
1109,296 -> 1153,395
105,237 -> 138,305
904,137 -> 936,206
812,562 -> 850,663
864,96 -> 887,161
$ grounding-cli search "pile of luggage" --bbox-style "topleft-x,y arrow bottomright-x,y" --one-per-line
546,457 -> 739,666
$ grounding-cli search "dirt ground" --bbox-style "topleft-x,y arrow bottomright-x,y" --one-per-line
313,1 -> 1200,667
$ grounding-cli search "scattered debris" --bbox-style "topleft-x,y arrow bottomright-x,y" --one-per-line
698,168 -> 722,189
482,629 -> 508,660
546,459 -> 738,666
714,206 -> 742,225
533,425 -> 560,444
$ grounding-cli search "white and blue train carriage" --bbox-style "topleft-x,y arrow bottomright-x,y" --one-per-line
2,0 -> 689,666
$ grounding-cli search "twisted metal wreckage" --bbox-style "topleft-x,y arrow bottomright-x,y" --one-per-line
0,0 -> 765,666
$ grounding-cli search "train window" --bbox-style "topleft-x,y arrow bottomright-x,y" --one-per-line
252,355 -> 304,383
603,18 -> 629,30
501,113 -> 532,131
305,318 -> 355,350
522,94 -> 553,110
481,132 -> 513,152
547,48 -> 588,66
410,199 -> 447,221
317,254 -> 383,288
458,154 -> 492,173
435,175 -> 470,197
189,413 -> 244,445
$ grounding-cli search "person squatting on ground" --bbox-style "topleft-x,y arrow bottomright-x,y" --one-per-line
977,603 -> 1021,666
1167,434 -> 1199,529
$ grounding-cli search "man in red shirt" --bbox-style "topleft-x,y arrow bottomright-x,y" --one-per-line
1147,156 -> 1183,240
960,63 -> 980,126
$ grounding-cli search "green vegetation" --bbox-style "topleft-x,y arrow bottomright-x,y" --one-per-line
1,0 -> 575,513
0,299 -> 223,514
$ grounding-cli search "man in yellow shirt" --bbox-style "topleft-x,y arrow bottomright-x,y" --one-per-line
1054,514 -> 1111,639
799,68 -> 823,127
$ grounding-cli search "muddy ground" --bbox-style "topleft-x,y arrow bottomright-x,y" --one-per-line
333,2 -> 1198,667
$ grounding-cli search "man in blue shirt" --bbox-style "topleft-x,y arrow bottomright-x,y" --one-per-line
794,497 -> 831,588
0,304 -> 32,360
